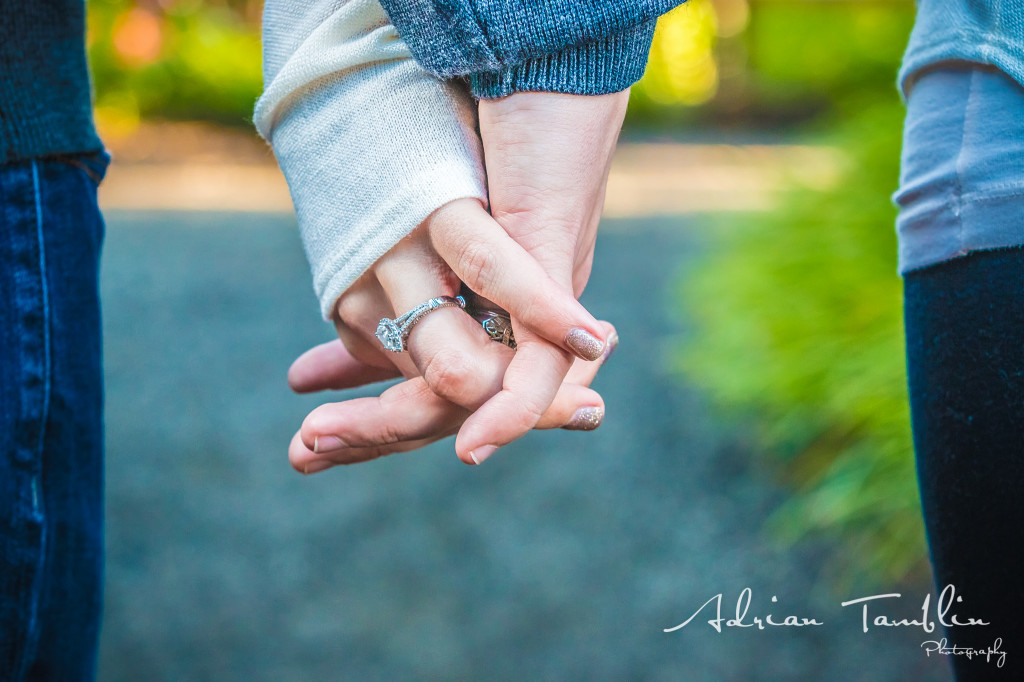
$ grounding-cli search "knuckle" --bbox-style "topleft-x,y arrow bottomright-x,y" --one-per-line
368,422 -> 403,449
422,348 -> 478,405
334,295 -> 365,327
455,238 -> 501,293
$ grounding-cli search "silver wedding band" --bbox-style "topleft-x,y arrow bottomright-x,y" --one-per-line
375,295 -> 466,352
468,309 -> 517,350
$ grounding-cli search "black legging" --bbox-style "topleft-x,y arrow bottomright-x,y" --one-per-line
904,245 -> 1024,680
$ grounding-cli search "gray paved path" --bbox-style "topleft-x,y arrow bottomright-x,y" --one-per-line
97,211 -> 949,681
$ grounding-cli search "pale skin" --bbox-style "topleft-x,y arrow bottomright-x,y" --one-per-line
288,89 -> 630,473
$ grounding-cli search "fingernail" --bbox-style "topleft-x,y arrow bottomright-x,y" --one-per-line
303,460 -> 334,475
601,332 -> 619,363
468,444 -> 498,465
562,406 -> 604,431
565,328 -> 604,361
314,436 -> 344,453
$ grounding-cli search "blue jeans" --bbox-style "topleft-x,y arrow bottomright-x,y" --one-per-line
0,152 -> 108,681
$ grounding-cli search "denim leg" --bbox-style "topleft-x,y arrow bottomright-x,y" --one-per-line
0,153 -> 107,681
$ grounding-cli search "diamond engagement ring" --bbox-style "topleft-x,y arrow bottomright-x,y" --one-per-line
375,295 -> 466,352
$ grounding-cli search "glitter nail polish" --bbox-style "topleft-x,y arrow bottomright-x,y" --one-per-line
566,328 -> 604,361
563,406 -> 604,431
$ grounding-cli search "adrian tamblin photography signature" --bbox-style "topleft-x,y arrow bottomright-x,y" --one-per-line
665,584 -> 1006,668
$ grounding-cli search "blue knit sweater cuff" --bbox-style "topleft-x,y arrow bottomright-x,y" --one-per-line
469,20 -> 656,99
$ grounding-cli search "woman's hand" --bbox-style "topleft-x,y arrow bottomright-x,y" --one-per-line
299,198 -> 611,468
397,90 -> 630,459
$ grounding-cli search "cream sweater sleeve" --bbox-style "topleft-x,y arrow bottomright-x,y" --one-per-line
254,0 -> 488,319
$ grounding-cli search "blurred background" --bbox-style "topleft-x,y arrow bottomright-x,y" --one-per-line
92,0 -> 947,679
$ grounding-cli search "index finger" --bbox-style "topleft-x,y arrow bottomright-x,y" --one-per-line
426,199 -> 608,362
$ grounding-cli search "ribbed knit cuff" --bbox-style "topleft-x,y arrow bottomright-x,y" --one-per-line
469,20 -> 656,99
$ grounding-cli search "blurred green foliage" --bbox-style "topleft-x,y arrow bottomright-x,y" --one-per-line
680,98 -> 924,585
89,0 -> 263,131
88,1 -> 915,134
742,2 -> 914,100
630,0 -> 916,128
633,0 -> 722,109
677,4 -> 924,585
